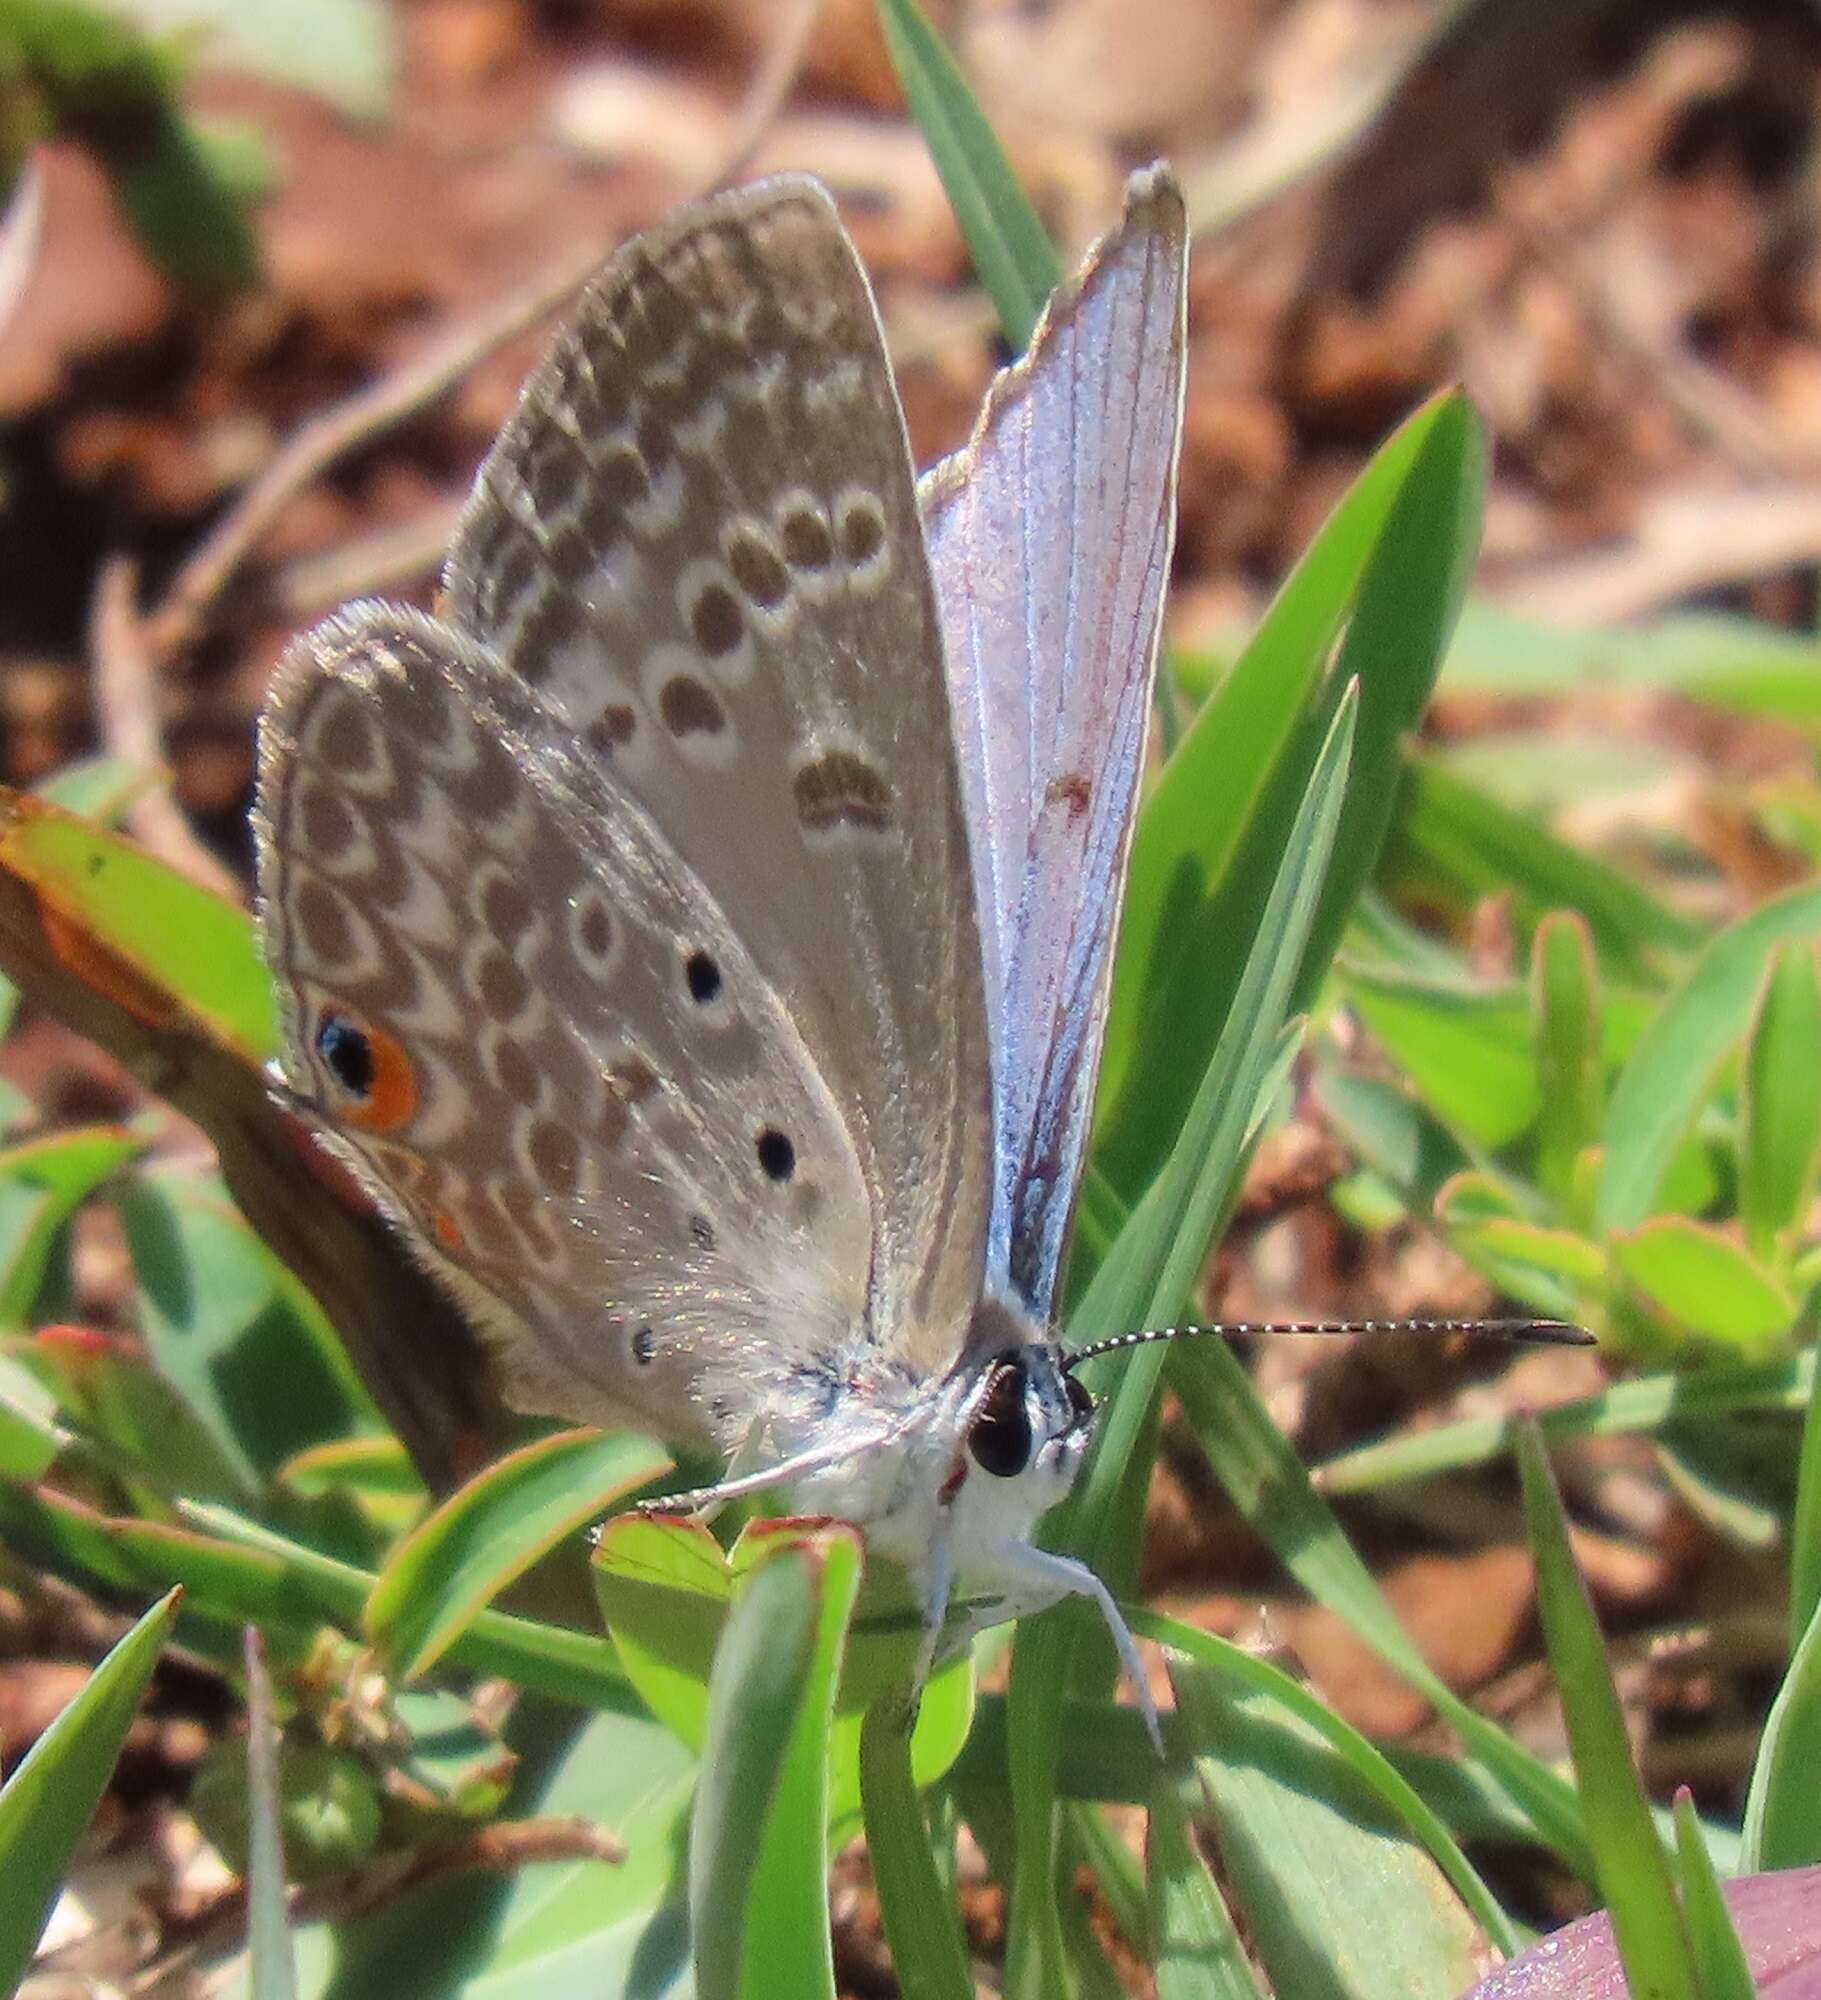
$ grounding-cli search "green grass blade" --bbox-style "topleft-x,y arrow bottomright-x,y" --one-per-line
1002,690 -> 1358,2000
1794,1363 -> 1821,1652
1171,1667 -> 1486,1999
364,1429 -> 668,1679
1741,941 -> 1821,1259
1094,392 -> 1483,1210
242,1626 -> 299,2000
0,1587 -> 180,1996
874,0 -> 1058,348
1672,1791 -> 1757,2000
1169,1345 -> 1590,1878
860,1696 -> 973,2000
690,1528 -> 858,2000
1148,1782 -> 1262,2000
1515,1422 -> 1698,2000
1598,879 -> 1821,1231
1318,1348 -> 1813,1494
1739,1589 -> 1821,1871
1532,911 -> 1604,1205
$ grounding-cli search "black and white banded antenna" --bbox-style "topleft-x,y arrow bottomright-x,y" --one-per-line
1064,1316 -> 1593,1372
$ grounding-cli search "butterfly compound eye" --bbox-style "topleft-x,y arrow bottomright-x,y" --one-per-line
967,1358 -> 1034,1478
1064,1373 -> 1094,1426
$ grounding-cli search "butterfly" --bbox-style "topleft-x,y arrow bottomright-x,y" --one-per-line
253,167 -> 1188,1734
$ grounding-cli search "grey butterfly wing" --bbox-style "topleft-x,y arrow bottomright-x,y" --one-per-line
920,167 -> 1189,1323
441,176 -> 993,1376
254,606 -> 874,1448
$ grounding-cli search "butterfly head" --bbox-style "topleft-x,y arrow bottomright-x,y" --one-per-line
962,1342 -> 1094,1488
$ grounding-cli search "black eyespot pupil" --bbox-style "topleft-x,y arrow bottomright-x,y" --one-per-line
316,1015 -> 374,1097
685,951 -> 722,1004
631,1325 -> 656,1365
967,1360 -> 1033,1478
756,1129 -> 795,1181
1065,1374 -> 1094,1424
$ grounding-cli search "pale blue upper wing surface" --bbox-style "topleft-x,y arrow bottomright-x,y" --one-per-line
919,167 -> 1188,1322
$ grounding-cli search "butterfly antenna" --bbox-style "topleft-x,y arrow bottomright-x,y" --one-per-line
1064,1315 -> 1594,1372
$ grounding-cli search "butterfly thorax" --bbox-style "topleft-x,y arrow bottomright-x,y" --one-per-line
780,1297 -> 1093,1586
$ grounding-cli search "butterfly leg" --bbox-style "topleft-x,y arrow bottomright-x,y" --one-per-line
991,1543 -> 1165,1757
910,1525 -> 958,1698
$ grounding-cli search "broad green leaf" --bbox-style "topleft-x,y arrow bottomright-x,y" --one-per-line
1096,393 -> 1482,1203
1147,1783 -> 1260,2000
690,1529 -> 857,2000
366,1429 -> 668,1679
1172,1668 -> 1484,2000
1599,880 -> 1821,1231
1317,1350 -> 1812,1496
1671,1792 -> 1757,2000
241,1628 -> 301,2000
0,788 -> 277,1061
1740,1592 -> 1821,1872
1444,1216 -> 1605,1288
116,1168 -> 373,1486
1613,1219 -> 1797,1351
0,1350 -> 67,1477
1382,758 -> 1699,974
1316,1065 -> 1473,1212
1005,692 -> 1356,2000
875,0 -> 1059,348
0,1587 -> 180,1997
860,1697 -> 973,2000
1533,912 -> 1604,1206
592,1514 -> 971,1820
1516,1424 -> 1698,2000
1340,966 -> 1539,1150
1740,941 -> 1821,1259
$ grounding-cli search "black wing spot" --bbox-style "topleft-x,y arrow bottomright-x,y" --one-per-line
756,1129 -> 795,1182
685,950 -> 723,1004
316,1015 -> 374,1098
631,1325 -> 656,1365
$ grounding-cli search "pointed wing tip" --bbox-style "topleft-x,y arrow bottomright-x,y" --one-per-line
1120,161 -> 1188,247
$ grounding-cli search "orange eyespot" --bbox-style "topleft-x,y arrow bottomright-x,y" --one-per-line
431,1205 -> 465,1254
315,1012 -> 418,1133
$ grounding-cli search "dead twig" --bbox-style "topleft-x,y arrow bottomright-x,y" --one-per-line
138,0 -> 824,668
134,1817 -> 627,1994
88,554 -> 241,898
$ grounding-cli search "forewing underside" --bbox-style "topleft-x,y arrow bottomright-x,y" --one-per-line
920,167 -> 1189,1324
441,176 -> 993,1370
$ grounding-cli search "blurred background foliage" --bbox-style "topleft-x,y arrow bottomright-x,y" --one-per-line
3,0 -> 1821,1995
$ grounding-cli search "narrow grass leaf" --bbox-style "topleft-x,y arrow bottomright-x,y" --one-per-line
1003,693 -> 1356,2000
0,1126 -> 140,1326
366,1428 -> 668,1679
1533,912 -> 1604,1205
861,1696 -> 973,2000
1171,1668 -> 1485,2000
1740,941 -> 1821,1259
1739,1591 -> 1821,1871
1383,758 -> 1699,973
1096,393 -> 1480,1200
242,1627 -> 299,2000
1515,1422 -> 1698,2000
1794,1368 -> 1821,1651
0,1587 -> 180,1997
1169,1346 -> 1589,1877
690,1529 -> 857,2000
1598,880 -> 1821,1231
874,0 -> 1058,347
1672,1791 -> 1757,2000
1147,1783 -> 1261,2000
1317,1349 -> 1812,1495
